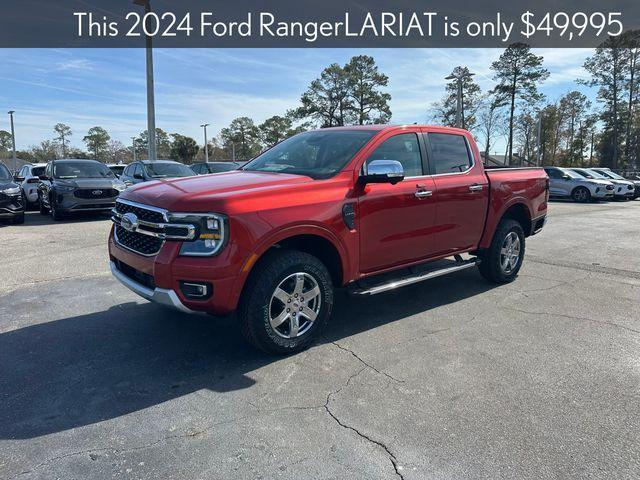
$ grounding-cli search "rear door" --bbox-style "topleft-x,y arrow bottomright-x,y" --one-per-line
544,167 -> 568,196
358,130 -> 438,273
423,131 -> 489,256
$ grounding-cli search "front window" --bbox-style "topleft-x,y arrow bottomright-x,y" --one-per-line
243,130 -> 377,180
31,166 -> 45,177
53,161 -> 114,179
0,163 -> 12,181
144,162 -> 194,178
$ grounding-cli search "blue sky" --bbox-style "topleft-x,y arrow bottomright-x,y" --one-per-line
0,48 -> 596,152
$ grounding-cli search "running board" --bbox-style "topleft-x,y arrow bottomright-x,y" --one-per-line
349,258 -> 480,296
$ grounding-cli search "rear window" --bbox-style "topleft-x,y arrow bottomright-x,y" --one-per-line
31,166 -> 45,177
428,133 -> 472,174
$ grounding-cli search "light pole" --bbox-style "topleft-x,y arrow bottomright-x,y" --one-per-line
445,69 -> 475,129
134,0 -> 156,162
131,137 -> 137,162
7,110 -> 16,171
200,123 -> 210,162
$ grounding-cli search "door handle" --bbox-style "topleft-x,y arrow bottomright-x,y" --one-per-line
469,184 -> 484,192
415,190 -> 433,199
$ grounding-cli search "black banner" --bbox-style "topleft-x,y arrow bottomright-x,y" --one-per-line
1,0 -> 639,48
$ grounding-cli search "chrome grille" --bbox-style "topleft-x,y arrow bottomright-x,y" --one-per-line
112,199 -> 197,257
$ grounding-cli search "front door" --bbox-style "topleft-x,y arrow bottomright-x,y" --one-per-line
358,132 -> 437,273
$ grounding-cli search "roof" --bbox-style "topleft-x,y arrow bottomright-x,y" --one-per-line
312,124 -> 472,135
51,158 -> 101,163
139,159 -> 180,164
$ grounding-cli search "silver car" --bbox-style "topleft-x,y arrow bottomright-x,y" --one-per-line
591,168 -> 639,199
569,168 -> 635,200
544,166 -> 614,202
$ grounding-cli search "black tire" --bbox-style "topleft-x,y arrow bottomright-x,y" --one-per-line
477,219 -> 525,284
39,193 -> 49,214
571,186 -> 591,203
12,213 -> 25,225
50,196 -> 65,221
237,249 -> 334,355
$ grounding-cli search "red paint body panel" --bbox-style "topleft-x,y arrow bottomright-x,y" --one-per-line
108,125 -> 548,314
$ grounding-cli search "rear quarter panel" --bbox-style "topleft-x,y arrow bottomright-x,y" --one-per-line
479,168 -> 548,249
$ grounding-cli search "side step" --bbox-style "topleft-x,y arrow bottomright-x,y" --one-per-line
349,257 -> 480,296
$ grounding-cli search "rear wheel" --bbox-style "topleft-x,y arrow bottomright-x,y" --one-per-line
478,219 -> 525,283
237,250 -> 333,354
571,186 -> 591,203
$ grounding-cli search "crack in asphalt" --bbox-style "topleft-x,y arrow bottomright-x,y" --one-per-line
323,367 -> 405,480
501,305 -> 640,335
329,340 -> 404,383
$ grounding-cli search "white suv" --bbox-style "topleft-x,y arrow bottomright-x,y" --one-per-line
14,163 -> 47,207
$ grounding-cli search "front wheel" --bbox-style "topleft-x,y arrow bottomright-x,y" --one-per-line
50,196 -> 65,221
39,193 -> 49,214
571,186 -> 591,203
478,219 -> 525,283
237,250 -> 334,354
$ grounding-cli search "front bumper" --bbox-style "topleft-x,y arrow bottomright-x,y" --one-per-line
0,193 -> 25,218
56,190 -> 119,212
108,229 -> 243,315
110,261 -> 195,313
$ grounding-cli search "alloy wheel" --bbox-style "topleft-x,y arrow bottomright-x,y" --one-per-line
500,232 -> 521,274
268,272 -> 321,339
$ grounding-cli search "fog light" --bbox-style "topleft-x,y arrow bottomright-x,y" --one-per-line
179,281 -> 213,300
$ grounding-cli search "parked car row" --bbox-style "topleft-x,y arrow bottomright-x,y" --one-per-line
544,166 -> 639,202
1,158 -> 245,224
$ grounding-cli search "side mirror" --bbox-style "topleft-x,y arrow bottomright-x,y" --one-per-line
360,160 -> 405,185
133,173 -> 144,180
562,174 -> 571,180
14,175 -> 24,182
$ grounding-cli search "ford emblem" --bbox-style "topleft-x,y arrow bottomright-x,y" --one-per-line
92,189 -> 103,195
121,212 -> 138,232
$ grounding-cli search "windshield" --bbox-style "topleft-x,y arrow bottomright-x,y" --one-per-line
144,162 -> 194,178
32,166 -> 45,177
584,169 -> 609,179
597,170 -> 624,180
243,130 -> 377,180
559,168 -> 580,179
53,161 -> 115,179
0,163 -> 11,181
572,169 -> 597,179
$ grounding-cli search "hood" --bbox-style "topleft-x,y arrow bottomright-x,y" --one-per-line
121,170 -> 313,211
55,178 -> 122,189
608,179 -> 634,186
585,179 -> 612,186
0,180 -> 19,190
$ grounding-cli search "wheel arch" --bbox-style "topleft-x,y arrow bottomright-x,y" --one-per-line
479,199 -> 533,249
229,226 -> 350,311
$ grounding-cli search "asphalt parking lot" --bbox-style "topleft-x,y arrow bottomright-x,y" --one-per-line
1,200 -> 640,479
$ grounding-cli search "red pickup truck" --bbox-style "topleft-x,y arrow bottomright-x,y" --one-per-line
109,125 -> 548,354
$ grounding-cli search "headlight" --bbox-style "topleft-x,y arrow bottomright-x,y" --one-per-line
113,182 -> 127,192
1,186 -> 20,195
172,213 -> 228,257
56,185 -> 75,192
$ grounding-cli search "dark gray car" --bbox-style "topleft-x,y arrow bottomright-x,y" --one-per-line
120,160 -> 195,187
38,159 -> 127,221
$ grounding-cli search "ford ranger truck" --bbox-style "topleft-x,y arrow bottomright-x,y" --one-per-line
109,125 -> 548,354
